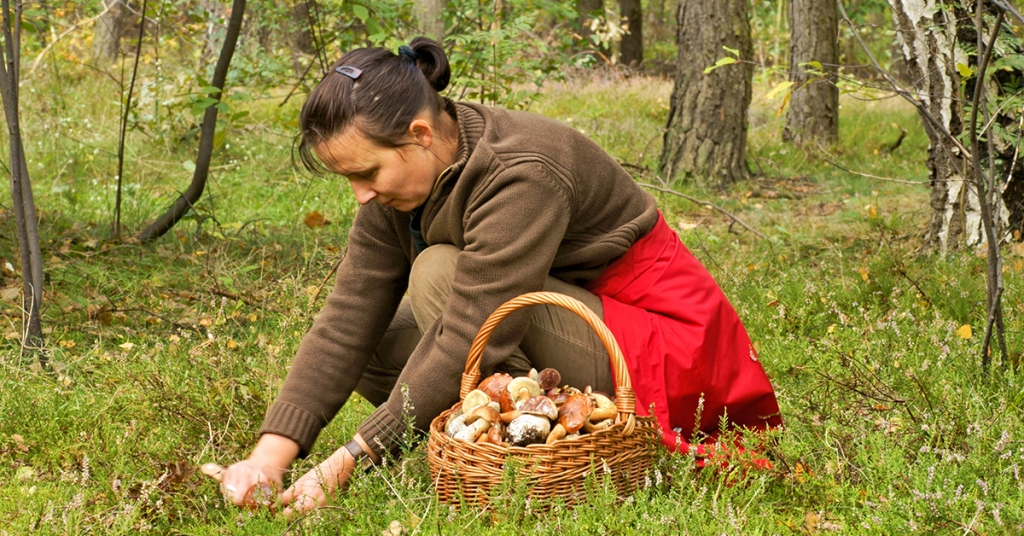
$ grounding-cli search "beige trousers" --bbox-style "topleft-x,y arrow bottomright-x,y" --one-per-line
354,245 -> 616,406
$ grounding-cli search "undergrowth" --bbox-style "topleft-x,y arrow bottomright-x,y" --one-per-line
1,65 -> 1023,534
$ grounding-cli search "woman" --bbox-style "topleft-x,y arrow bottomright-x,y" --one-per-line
220,37 -> 782,516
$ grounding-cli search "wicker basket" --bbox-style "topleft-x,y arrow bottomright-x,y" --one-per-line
427,291 -> 659,507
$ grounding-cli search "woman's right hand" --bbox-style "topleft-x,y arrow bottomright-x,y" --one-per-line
219,433 -> 300,508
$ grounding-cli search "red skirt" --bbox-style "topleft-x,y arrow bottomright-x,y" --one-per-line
587,213 -> 782,457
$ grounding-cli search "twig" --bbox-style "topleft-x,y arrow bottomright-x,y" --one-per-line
638,183 -> 767,240
814,142 -> 933,185
309,255 -> 344,309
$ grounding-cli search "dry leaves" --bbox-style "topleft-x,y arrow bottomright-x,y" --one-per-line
303,210 -> 330,228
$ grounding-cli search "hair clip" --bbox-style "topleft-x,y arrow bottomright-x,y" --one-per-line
335,66 -> 362,80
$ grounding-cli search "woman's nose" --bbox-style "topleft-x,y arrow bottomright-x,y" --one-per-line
349,180 -> 377,205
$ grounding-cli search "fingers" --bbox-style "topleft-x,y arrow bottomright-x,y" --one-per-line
281,478 -> 327,520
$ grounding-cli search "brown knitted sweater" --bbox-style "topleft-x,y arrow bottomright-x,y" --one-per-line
260,101 -> 659,457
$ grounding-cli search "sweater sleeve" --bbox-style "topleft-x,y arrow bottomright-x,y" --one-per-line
261,206 -> 410,456
357,162 -> 572,457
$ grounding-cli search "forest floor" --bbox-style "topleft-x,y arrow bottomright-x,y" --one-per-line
1,70 -> 1023,534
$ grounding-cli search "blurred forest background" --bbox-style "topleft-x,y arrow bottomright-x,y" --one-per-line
2,0 -> 1024,534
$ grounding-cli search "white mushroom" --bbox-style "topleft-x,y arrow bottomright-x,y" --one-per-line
462,389 -> 492,415
454,406 -> 501,442
506,414 -> 551,446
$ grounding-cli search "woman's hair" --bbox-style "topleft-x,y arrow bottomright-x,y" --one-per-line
297,37 -> 452,174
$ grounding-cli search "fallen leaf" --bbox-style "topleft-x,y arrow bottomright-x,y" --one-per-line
303,210 -> 329,228
805,511 -> 819,533
956,324 -> 972,339
226,339 -> 238,349
867,205 -> 878,218
119,342 -> 135,350
858,266 -> 869,282
1,286 -> 20,301
16,466 -> 35,481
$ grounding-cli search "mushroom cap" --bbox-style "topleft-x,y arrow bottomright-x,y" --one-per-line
241,481 -> 277,512
536,368 -> 562,391
498,388 -> 517,413
506,414 -> 551,446
471,405 -> 501,425
477,373 -> 513,402
519,395 -> 558,421
557,393 -> 595,434
462,389 -> 492,415
505,377 -> 542,401
591,392 -> 615,409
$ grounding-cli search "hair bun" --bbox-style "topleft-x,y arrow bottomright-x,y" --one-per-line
409,36 -> 451,92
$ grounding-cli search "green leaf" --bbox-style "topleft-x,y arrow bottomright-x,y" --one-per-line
352,4 -> 369,21
956,62 -> 974,78
231,111 -> 250,121
703,56 -> 736,74
765,81 -> 794,100
213,128 -> 227,149
183,160 -> 196,172
199,85 -> 221,94
365,18 -> 383,36
191,97 -> 217,115
215,102 -> 230,113
723,46 -> 740,57
800,61 -> 822,71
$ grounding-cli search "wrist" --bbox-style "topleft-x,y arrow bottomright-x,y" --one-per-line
249,433 -> 300,472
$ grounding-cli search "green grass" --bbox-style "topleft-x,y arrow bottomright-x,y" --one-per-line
2,65 -> 1024,534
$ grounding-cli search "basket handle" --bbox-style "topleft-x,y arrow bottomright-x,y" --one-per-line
459,291 -> 638,436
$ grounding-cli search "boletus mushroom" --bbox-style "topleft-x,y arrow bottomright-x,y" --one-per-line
454,406 -> 501,443
462,389 -> 492,415
546,392 -> 594,444
506,414 -> 551,447
477,372 -> 513,402
536,368 -> 562,391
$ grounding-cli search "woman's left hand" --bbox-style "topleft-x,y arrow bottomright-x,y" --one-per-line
281,445 -> 356,518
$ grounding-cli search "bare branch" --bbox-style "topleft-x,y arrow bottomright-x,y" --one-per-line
638,183 -> 767,240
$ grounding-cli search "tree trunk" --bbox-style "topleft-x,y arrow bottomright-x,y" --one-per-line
577,0 -> 609,61
137,0 -> 247,243
618,0 -> 642,67
0,0 -> 45,363
92,0 -> 124,62
659,0 -> 752,186
414,0 -> 446,41
888,0 -> 988,252
291,1 -> 313,53
784,0 -> 839,146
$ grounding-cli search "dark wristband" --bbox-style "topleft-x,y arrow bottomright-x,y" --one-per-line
343,439 -> 375,473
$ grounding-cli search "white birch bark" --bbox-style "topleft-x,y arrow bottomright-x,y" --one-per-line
888,0 -> 1008,252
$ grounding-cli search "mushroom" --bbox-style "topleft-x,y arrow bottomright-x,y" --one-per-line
477,373 -> 513,402
498,388 -> 517,413
454,406 -> 501,442
506,414 -> 551,446
505,377 -> 542,405
485,422 -> 504,445
536,368 -> 562,391
589,392 -> 617,422
528,368 -> 540,382
582,417 -> 615,434
519,395 -> 559,421
462,389 -> 492,415
445,412 -> 470,437
545,392 -> 594,444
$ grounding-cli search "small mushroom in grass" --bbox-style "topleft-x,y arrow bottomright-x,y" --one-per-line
506,414 -> 551,446
477,373 -> 513,402
536,368 -> 562,391
546,392 -> 594,444
454,406 -> 501,442
462,389 -> 492,415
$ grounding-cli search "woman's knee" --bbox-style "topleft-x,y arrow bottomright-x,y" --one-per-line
408,244 -> 460,329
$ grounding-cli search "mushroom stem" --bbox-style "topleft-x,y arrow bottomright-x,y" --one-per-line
454,418 -> 491,442
545,423 -> 568,444
500,410 -> 521,423
589,407 -> 617,421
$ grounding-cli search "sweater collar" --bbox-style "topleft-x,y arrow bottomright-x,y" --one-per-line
424,99 -> 484,203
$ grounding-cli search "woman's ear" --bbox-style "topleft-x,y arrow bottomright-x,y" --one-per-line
408,118 -> 434,148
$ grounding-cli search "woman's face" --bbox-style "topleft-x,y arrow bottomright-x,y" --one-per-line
314,121 -> 439,213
